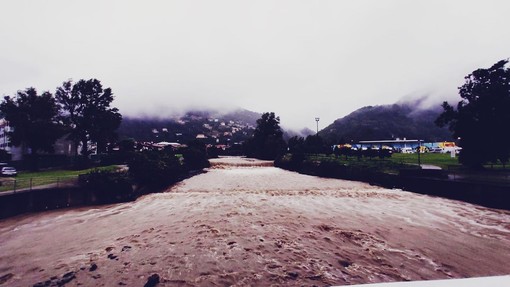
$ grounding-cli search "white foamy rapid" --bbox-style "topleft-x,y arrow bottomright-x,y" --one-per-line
0,157 -> 509,286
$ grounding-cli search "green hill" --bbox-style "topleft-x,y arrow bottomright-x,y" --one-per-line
118,108 -> 260,144
320,104 -> 453,143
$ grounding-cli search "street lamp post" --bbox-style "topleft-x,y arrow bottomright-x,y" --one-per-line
417,139 -> 422,168
315,117 -> 320,135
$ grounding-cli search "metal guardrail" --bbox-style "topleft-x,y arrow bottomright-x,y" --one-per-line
0,176 -> 80,194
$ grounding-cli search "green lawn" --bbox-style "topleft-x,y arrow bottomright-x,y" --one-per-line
390,153 -> 509,170
0,165 -> 120,192
301,153 -> 509,185
16,165 -> 119,179
304,153 -> 464,173
305,154 -> 414,174
390,153 -> 460,169
297,153 -> 509,172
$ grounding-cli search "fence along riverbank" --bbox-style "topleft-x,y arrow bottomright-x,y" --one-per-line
0,176 -> 79,194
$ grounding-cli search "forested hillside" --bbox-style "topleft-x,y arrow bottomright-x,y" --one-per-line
117,109 -> 260,144
320,104 -> 452,143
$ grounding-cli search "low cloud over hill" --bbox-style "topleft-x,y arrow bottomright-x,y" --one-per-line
320,103 -> 452,143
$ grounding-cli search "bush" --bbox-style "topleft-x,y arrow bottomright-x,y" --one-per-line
99,151 -> 135,166
72,156 -> 94,170
80,170 -> 133,203
128,149 -> 185,188
182,140 -> 211,170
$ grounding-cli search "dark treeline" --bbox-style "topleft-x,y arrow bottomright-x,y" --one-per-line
0,79 -> 121,170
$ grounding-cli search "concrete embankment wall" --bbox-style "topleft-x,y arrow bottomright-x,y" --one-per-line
0,169 -> 206,219
275,161 -> 510,210
398,176 -> 510,210
0,187 -> 94,219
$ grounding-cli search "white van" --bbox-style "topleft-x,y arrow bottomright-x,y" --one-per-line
400,147 -> 415,154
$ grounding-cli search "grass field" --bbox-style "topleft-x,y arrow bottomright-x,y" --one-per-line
309,152 -> 507,170
16,165 -> 119,179
305,153 -> 413,174
0,165 -> 120,192
391,153 -> 509,170
390,153 -> 460,169
302,153 -> 509,185
304,152 -> 510,173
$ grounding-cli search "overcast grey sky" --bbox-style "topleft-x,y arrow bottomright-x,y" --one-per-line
0,1 -> 509,130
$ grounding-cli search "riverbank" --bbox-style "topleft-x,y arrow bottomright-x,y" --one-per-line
0,157 -> 509,286
275,155 -> 510,210
0,169 -> 205,219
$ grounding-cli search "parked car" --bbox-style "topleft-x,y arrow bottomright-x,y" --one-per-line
1,167 -> 17,177
400,147 -> 415,154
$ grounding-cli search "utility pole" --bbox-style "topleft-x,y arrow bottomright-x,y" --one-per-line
315,117 -> 320,135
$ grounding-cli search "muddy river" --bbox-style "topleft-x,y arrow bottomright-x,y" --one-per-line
0,157 -> 509,286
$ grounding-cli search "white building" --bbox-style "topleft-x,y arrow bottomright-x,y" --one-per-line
0,119 -> 76,160
0,119 -> 23,160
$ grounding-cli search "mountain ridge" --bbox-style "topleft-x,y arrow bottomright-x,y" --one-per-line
117,104 -> 453,145
320,103 -> 452,143
118,108 -> 260,144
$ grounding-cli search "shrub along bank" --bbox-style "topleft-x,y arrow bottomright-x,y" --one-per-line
80,144 -> 210,204
275,153 -> 510,210
275,153 -> 409,188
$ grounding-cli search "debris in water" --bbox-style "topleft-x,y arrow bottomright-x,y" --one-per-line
144,273 -> 160,287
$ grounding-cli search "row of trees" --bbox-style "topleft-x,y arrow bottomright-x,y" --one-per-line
244,114 -> 393,162
243,112 -> 287,160
0,79 -> 121,168
243,112 -> 333,160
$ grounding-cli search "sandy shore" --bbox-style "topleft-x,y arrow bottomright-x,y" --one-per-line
0,157 -> 509,286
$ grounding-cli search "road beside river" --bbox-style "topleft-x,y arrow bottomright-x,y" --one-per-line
0,157 -> 509,286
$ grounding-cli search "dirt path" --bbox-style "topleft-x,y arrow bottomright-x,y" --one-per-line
0,157 -> 509,286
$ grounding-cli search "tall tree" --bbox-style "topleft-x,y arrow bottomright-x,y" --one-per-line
436,59 -> 510,167
245,112 -> 286,160
56,79 -> 122,156
0,88 -> 62,169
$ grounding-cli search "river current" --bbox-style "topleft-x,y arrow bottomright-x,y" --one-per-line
0,157 -> 509,286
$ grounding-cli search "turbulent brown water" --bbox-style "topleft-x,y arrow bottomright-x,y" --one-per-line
0,157 -> 509,286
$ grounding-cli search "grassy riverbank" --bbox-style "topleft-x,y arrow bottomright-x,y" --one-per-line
0,165 -> 120,192
303,153 -> 506,171
298,153 -> 460,174
276,153 -> 510,210
17,165 -> 120,179
391,153 -> 459,169
277,153 -> 509,186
